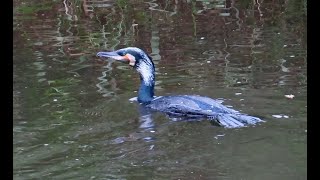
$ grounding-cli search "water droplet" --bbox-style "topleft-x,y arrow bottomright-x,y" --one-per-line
272,115 -> 283,118
284,94 -> 295,99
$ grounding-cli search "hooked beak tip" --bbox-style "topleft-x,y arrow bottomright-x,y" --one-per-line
96,52 -> 105,57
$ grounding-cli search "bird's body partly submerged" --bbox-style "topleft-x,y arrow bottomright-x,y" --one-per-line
97,47 -> 263,128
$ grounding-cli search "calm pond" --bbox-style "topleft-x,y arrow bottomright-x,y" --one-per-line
13,0 -> 307,179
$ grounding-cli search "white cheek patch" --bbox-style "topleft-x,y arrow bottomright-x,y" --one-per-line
126,54 -> 136,66
129,60 -> 136,66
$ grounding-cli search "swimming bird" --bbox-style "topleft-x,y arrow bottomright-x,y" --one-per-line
97,47 -> 263,128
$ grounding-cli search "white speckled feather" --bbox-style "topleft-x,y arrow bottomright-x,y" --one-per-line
137,62 -> 154,86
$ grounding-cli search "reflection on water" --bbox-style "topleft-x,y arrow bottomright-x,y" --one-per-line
14,0 -> 306,179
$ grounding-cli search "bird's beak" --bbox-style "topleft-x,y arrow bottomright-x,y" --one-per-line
96,51 -> 130,63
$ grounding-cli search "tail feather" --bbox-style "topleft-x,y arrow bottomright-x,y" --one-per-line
209,113 -> 264,128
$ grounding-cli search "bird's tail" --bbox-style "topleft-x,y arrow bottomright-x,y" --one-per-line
209,113 -> 264,128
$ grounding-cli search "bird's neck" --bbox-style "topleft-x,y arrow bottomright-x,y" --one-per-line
136,62 -> 155,103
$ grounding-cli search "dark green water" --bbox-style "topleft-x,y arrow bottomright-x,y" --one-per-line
13,0 -> 307,179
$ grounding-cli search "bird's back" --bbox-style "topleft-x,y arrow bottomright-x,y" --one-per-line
147,95 -> 238,116
146,95 -> 263,128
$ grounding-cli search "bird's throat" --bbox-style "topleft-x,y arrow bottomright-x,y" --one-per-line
136,62 -> 155,103
138,81 -> 154,103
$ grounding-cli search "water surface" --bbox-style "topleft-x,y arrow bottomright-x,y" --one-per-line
13,0 -> 307,179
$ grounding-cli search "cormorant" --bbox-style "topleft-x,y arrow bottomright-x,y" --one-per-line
97,47 -> 263,128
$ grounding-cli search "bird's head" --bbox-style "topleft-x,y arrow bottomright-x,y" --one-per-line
96,47 -> 154,70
